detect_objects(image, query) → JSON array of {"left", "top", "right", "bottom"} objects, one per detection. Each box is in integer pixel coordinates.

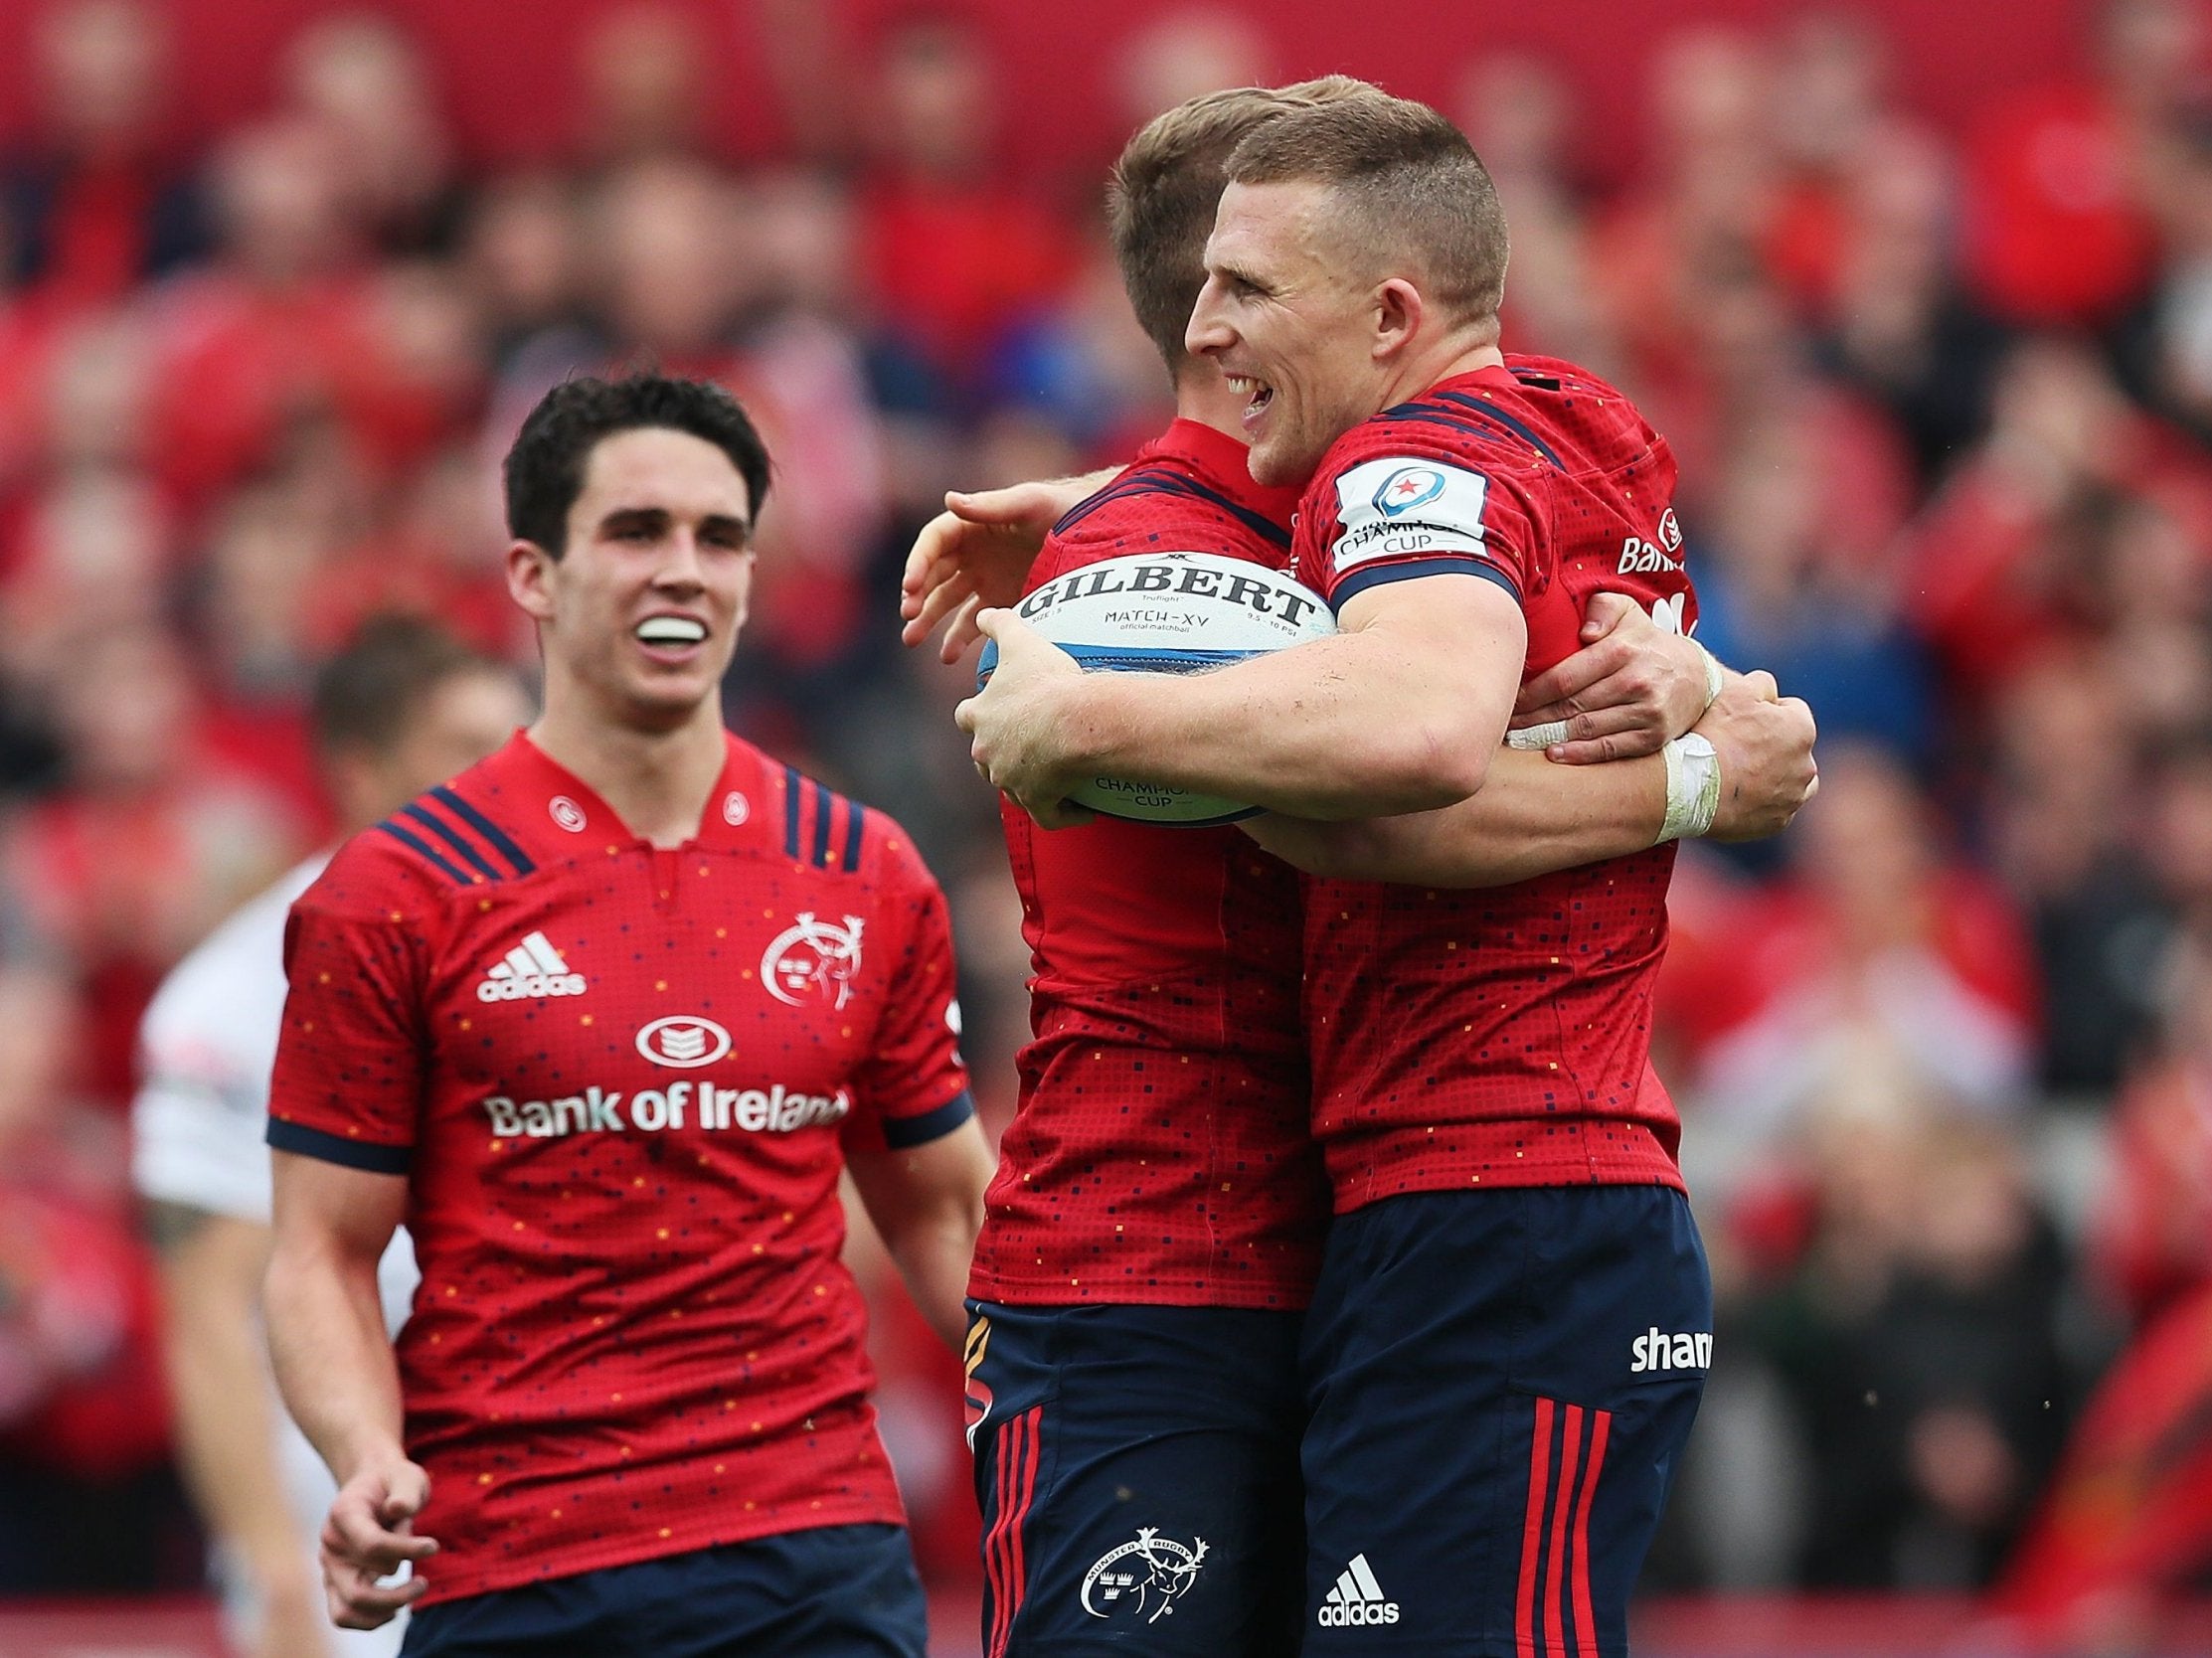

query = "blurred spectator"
[
  {"left": 278, "top": 13, "right": 465, "bottom": 258},
  {"left": 0, "top": 963, "right": 190, "bottom": 1593},
  {"left": 1675, "top": 745, "right": 2038, "bottom": 1150},
  {"left": 853, "top": 13, "right": 1079, "bottom": 387},
  {"left": 0, "top": 0, "right": 208, "bottom": 313},
  {"left": 1962, "top": 0, "right": 2199, "bottom": 330},
  {"left": 2, "top": 621, "right": 301, "bottom": 1109},
  {"left": 1733, "top": 1080, "right": 2074, "bottom": 1588}
]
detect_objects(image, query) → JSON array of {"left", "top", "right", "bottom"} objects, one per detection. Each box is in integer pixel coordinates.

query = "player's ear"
[
  {"left": 506, "top": 540, "right": 557, "bottom": 622},
  {"left": 1372, "top": 277, "right": 1423, "bottom": 363},
  {"left": 727, "top": 548, "right": 756, "bottom": 637}
]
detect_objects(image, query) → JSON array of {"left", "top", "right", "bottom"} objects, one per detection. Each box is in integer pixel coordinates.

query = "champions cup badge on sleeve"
[{"left": 763, "top": 913, "right": 866, "bottom": 1010}]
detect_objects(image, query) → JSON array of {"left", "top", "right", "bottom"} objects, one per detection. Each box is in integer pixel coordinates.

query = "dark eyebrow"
[{"left": 597, "top": 506, "right": 753, "bottom": 544}]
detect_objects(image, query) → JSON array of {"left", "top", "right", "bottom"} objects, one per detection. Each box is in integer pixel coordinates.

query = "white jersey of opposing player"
[{"left": 132, "top": 852, "right": 417, "bottom": 1656}]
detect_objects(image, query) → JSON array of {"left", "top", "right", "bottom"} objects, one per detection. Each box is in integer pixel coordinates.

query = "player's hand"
[
  {"left": 319, "top": 1452, "right": 437, "bottom": 1630},
  {"left": 1696, "top": 670, "right": 1818, "bottom": 841},
  {"left": 954, "top": 609, "right": 1096, "bottom": 830},
  {"left": 1511, "top": 592, "right": 1711, "bottom": 763},
  {"left": 900, "top": 476, "right": 1104, "bottom": 663}
]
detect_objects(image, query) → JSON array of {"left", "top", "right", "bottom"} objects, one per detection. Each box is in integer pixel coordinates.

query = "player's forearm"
[
  {"left": 880, "top": 1204, "right": 980, "bottom": 1351},
  {"left": 1247, "top": 746, "right": 1667, "bottom": 886},
  {"left": 154, "top": 1211, "right": 312, "bottom": 1574},
  {"left": 264, "top": 1238, "right": 406, "bottom": 1485},
  {"left": 1064, "top": 634, "right": 1502, "bottom": 819}
]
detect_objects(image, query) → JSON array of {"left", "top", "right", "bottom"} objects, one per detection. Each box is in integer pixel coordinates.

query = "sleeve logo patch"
[
  {"left": 1331, "top": 457, "right": 1492, "bottom": 576},
  {"left": 1374, "top": 465, "right": 1448, "bottom": 517}
]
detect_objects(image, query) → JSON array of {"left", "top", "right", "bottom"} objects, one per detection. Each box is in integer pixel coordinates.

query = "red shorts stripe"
[
  {"left": 1570, "top": 1409, "right": 1612, "bottom": 1658},
  {"left": 1517, "top": 1396, "right": 1556, "bottom": 1658},
  {"left": 985, "top": 1408, "right": 1043, "bottom": 1658},
  {"left": 1004, "top": 1409, "right": 1043, "bottom": 1647},
  {"left": 983, "top": 1412, "right": 1015, "bottom": 1658},
  {"left": 1544, "top": 1405, "right": 1586, "bottom": 1658}
]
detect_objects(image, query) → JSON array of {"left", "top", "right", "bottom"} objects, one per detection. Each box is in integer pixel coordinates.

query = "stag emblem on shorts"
[
  {"left": 1081, "top": 1528, "right": 1210, "bottom": 1623},
  {"left": 762, "top": 912, "right": 865, "bottom": 1009}
]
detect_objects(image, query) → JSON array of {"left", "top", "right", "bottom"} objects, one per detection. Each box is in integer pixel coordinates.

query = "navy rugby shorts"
[
  {"left": 1299, "top": 1185, "right": 1711, "bottom": 1657},
  {"left": 966, "top": 1300, "right": 1306, "bottom": 1656},
  {"left": 397, "top": 1523, "right": 924, "bottom": 1658}
]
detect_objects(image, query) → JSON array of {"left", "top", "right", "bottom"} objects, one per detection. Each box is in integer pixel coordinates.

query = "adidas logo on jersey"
[
  {"left": 476, "top": 933, "right": 587, "bottom": 1002},
  {"left": 1316, "top": 1555, "right": 1400, "bottom": 1627}
]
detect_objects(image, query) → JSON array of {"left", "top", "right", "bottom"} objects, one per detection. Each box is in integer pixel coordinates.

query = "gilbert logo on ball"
[{"left": 978, "top": 553, "right": 1335, "bottom": 826}]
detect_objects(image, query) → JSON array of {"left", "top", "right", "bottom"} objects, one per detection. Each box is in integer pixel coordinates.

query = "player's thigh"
[
  {"left": 1298, "top": 1186, "right": 1712, "bottom": 1658},
  {"left": 969, "top": 1300, "right": 1306, "bottom": 1658},
  {"left": 397, "top": 1526, "right": 927, "bottom": 1658}
]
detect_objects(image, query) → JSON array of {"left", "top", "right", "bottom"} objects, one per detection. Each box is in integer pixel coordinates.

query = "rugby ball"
[{"left": 977, "top": 551, "right": 1336, "bottom": 826}]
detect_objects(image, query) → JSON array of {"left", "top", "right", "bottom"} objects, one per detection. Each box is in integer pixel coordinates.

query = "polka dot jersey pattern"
[
  {"left": 968, "top": 418, "right": 1331, "bottom": 1311},
  {"left": 1295, "top": 356, "right": 1696, "bottom": 1212},
  {"left": 266, "top": 732, "right": 970, "bottom": 1605}
]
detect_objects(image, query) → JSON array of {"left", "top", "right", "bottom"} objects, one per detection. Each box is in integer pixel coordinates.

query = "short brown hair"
[
  {"left": 1107, "top": 76, "right": 1378, "bottom": 377},
  {"left": 1225, "top": 92, "right": 1509, "bottom": 333},
  {"left": 310, "top": 614, "right": 501, "bottom": 758}
]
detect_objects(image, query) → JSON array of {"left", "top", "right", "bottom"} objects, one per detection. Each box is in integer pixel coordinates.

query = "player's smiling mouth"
[
  {"left": 634, "top": 614, "right": 709, "bottom": 649},
  {"left": 1224, "top": 373, "right": 1276, "bottom": 432}
]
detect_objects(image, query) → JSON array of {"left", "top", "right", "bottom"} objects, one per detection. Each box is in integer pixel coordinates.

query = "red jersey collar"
[
  {"left": 475, "top": 729, "right": 773, "bottom": 861},
  {"left": 1134, "top": 417, "right": 1301, "bottom": 528}
]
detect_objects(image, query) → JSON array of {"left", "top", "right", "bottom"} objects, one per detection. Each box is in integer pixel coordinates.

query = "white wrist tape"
[
  {"left": 1657, "top": 733, "right": 1722, "bottom": 844},
  {"left": 1698, "top": 642, "right": 1726, "bottom": 711}
]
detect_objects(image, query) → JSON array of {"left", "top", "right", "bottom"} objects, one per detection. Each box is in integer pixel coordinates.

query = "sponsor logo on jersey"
[
  {"left": 1649, "top": 592, "right": 1689, "bottom": 635},
  {"left": 722, "top": 789, "right": 750, "bottom": 826},
  {"left": 480, "top": 1078, "right": 851, "bottom": 1139},
  {"left": 1373, "top": 465, "right": 1448, "bottom": 517},
  {"left": 1657, "top": 506, "right": 1683, "bottom": 551},
  {"left": 1616, "top": 535, "right": 1684, "bottom": 576},
  {"left": 1081, "top": 1528, "right": 1209, "bottom": 1624},
  {"left": 1317, "top": 1554, "right": 1400, "bottom": 1626},
  {"left": 636, "top": 1015, "right": 734, "bottom": 1069},
  {"left": 548, "top": 795, "right": 588, "bottom": 833},
  {"left": 476, "top": 933, "right": 587, "bottom": 1002},
  {"left": 763, "top": 912, "right": 865, "bottom": 1010},
  {"left": 1630, "top": 1326, "right": 1713, "bottom": 1374}
]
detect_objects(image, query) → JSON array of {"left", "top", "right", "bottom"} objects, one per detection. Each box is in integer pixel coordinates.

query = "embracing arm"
[
  {"left": 264, "top": 1154, "right": 434, "bottom": 1629},
  {"left": 847, "top": 1118, "right": 994, "bottom": 1350},
  {"left": 963, "top": 574, "right": 1528, "bottom": 823},
  {"left": 1249, "top": 671, "right": 1818, "bottom": 885}
]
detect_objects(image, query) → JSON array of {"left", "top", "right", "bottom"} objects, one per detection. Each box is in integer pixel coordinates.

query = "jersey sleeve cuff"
[
  {"left": 1330, "top": 554, "right": 1521, "bottom": 612},
  {"left": 881, "top": 1088, "right": 975, "bottom": 1150},
  {"left": 266, "top": 1117, "right": 414, "bottom": 1175}
]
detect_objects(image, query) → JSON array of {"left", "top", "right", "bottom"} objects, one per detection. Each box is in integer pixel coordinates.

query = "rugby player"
[
  {"left": 136, "top": 617, "right": 525, "bottom": 1658},
  {"left": 263, "top": 374, "right": 993, "bottom": 1658},
  {"left": 911, "top": 84, "right": 1814, "bottom": 1658},
  {"left": 960, "top": 91, "right": 1791, "bottom": 1655}
]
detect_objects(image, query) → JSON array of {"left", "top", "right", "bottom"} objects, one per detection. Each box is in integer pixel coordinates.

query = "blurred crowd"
[{"left": 1, "top": 0, "right": 2210, "bottom": 1628}]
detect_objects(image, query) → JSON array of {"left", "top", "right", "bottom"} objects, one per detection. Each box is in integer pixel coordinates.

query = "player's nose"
[
  {"left": 652, "top": 529, "right": 709, "bottom": 588},
  {"left": 1185, "top": 283, "right": 1234, "bottom": 360}
]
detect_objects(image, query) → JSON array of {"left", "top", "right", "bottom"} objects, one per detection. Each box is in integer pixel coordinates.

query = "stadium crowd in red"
[{"left": 0, "top": 0, "right": 2208, "bottom": 1638}]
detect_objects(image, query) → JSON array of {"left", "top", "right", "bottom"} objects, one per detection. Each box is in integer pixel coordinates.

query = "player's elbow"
[{"left": 1359, "top": 718, "right": 1494, "bottom": 813}]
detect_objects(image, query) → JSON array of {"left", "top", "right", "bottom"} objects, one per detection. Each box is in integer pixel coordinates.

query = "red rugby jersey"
[
  {"left": 1290, "top": 356, "right": 1694, "bottom": 1211},
  {"left": 967, "top": 418, "right": 1329, "bottom": 1309},
  {"left": 266, "top": 732, "right": 970, "bottom": 1604}
]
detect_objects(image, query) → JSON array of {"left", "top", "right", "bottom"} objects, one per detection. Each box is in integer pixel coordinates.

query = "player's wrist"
[
  {"left": 1695, "top": 642, "right": 1726, "bottom": 712},
  {"left": 1654, "top": 733, "right": 1721, "bottom": 844}
]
